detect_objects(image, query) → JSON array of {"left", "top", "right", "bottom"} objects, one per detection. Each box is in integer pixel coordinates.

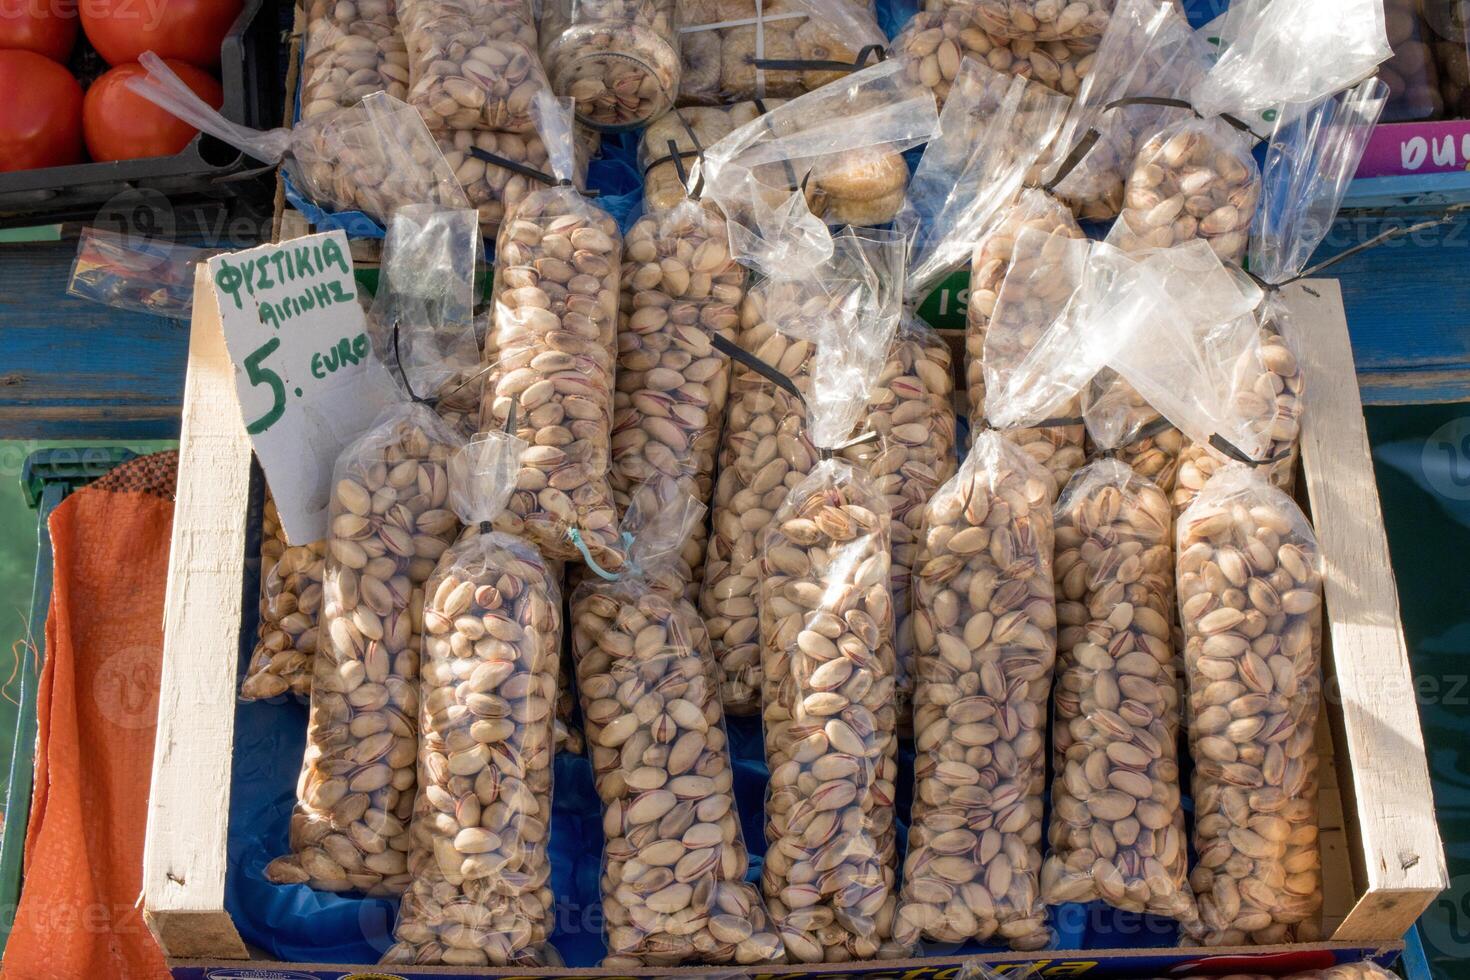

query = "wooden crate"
[{"left": 140, "top": 272, "right": 1447, "bottom": 979}]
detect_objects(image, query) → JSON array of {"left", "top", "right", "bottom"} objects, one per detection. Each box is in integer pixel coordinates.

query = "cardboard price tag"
[{"left": 209, "top": 231, "right": 399, "bottom": 545}]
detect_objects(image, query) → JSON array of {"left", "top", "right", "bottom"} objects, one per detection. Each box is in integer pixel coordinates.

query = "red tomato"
[
  {"left": 81, "top": 0, "right": 241, "bottom": 68},
  {"left": 0, "top": 0, "right": 79, "bottom": 62},
  {"left": 83, "top": 59, "right": 221, "bottom": 161},
  {"left": 0, "top": 50, "right": 83, "bottom": 171}
]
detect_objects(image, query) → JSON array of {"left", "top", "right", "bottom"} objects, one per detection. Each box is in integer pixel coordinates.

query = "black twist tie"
[
  {"left": 640, "top": 142, "right": 701, "bottom": 179},
  {"left": 709, "top": 332, "right": 807, "bottom": 411},
  {"left": 391, "top": 321, "right": 433, "bottom": 407},
  {"left": 1033, "top": 415, "right": 1086, "bottom": 430},
  {"left": 1207, "top": 433, "right": 1289, "bottom": 469},
  {"left": 752, "top": 43, "right": 887, "bottom": 74},
  {"left": 1103, "top": 96, "right": 1260, "bottom": 143},
  {"left": 1263, "top": 207, "right": 1470, "bottom": 288},
  {"left": 468, "top": 147, "right": 599, "bottom": 197},
  {"left": 479, "top": 520, "right": 494, "bottom": 534},
  {"left": 817, "top": 428, "right": 880, "bottom": 460},
  {"left": 1041, "top": 127, "right": 1102, "bottom": 193}
]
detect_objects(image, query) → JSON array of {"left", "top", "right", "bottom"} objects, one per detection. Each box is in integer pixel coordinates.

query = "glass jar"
[{"left": 541, "top": 0, "right": 681, "bottom": 131}]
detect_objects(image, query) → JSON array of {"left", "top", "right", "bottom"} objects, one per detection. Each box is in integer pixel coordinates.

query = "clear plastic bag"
[
  {"left": 570, "top": 493, "right": 786, "bottom": 967},
  {"left": 895, "top": 429, "right": 1056, "bottom": 951},
  {"left": 700, "top": 229, "right": 896, "bottom": 714},
  {"left": 299, "top": 0, "right": 409, "bottom": 121},
  {"left": 1175, "top": 80, "right": 1384, "bottom": 506},
  {"left": 1046, "top": 0, "right": 1204, "bottom": 221},
  {"left": 890, "top": 6, "right": 1098, "bottom": 107},
  {"left": 241, "top": 494, "right": 328, "bottom": 700},
  {"left": 68, "top": 228, "right": 218, "bottom": 320},
  {"left": 382, "top": 432, "right": 564, "bottom": 967},
  {"left": 265, "top": 401, "right": 463, "bottom": 896},
  {"left": 694, "top": 57, "right": 939, "bottom": 281},
  {"left": 541, "top": 0, "right": 681, "bottom": 130},
  {"left": 1176, "top": 464, "right": 1325, "bottom": 945},
  {"left": 368, "top": 205, "right": 484, "bottom": 432},
  {"left": 642, "top": 102, "right": 771, "bottom": 210},
  {"left": 1082, "top": 368, "right": 1187, "bottom": 492},
  {"left": 128, "top": 55, "right": 470, "bottom": 224},
  {"left": 849, "top": 316, "right": 957, "bottom": 722},
  {"left": 614, "top": 199, "right": 748, "bottom": 605},
  {"left": 971, "top": 0, "right": 1114, "bottom": 42},
  {"left": 398, "top": 0, "right": 549, "bottom": 134},
  {"left": 963, "top": 189, "right": 1083, "bottom": 442},
  {"left": 481, "top": 108, "right": 628, "bottom": 574},
  {"left": 899, "top": 60, "right": 1071, "bottom": 302},
  {"left": 1190, "top": 0, "right": 1391, "bottom": 119},
  {"left": 1040, "top": 457, "right": 1194, "bottom": 921},
  {"left": 675, "top": 0, "right": 885, "bottom": 105}
]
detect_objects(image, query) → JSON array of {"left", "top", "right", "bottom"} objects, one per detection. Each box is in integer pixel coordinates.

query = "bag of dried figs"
[
  {"left": 1038, "top": 381, "right": 1194, "bottom": 921},
  {"left": 367, "top": 204, "right": 486, "bottom": 439},
  {"left": 756, "top": 258, "right": 906, "bottom": 963},
  {"left": 1107, "top": 0, "right": 1392, "bottom": 263},
  {"left": 480, "top": 95, "right": 629, "bottom": 575},
  {"left": 1190, "top": 78, "right": 1386, "bottom": 499},
  {"left": 897, "top": 58, "right": 1071, "bottom": 307},
  {"left": 640, "top": 102, "right": 772, "bottom": 210},
  {"left": 894, "top": 427, "right": 1057, "bottom": 951},
  {"left": 298, "top": 0, "right": 408, "bottom": 122},
  {"left": 614, "top": 198, "right": 749, "bottom": 605},
  {"left": 1100, "top": 251, "right": 1328, "bottom": 944},
  {"left": 128, "top": 55, "right": 470, "bottom": 224},
  {"left": 889, "top": 4, "right": 1100, "bottom": 107},
  {"left": 265, "top": 401, "right": 464, "bottom": 896},
  {"left": 382, "top": 430, "right": 565, "bottom": 967},
  {"left": 699, "top": 228, "right": 894, "bottom": 714},
  {"left": 398, "top": 0, "right": 548, "bottom": 134},
  {"left": 1043, "top": 0, "right": 1204, "bottom": 221},
  {"left": 694, "top": 57, "right": 939, "bottom": 280},
  {"left": 569, "top": 491, "right": 786, "bottom": 967},
  {"left": 675, "top": 0, "right": 885, "bottom": 105}
]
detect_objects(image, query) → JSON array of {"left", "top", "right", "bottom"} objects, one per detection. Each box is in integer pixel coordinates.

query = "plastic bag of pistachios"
[
  {"left": 755, "top": 234, "right": 905, "bottom": 963},
  {"left": 382, "top": 431, "right": 565, "bottom": 967},
  {"left": 265, "top": 400, "right": 464, "bottom": 897},
  {"left": 895, "top": 427, "right": 1057, "bottom": 951},
  {"left": 569, "top": 491, "right": 786, "bottom": 967},
  {"left": 240, "top": 494, "right": 328, "bottom": 700},
  {"left": 889, "top": 5, "right": 1100, "bottom": 108},
  {"left": 1174, "top": 461, "right": 1325, "bottom": 945},
  {"left": 612, "top": 198, "right": 749, "bottom": 604},
  {"left": 693, "top": 57, "right": 939, "bottom": 281},
  {"left": 700, "top": 228, "right": 896, "bottom": 714},
  {"left": 1039, "top": 375, "right": 1195, "bottom": 920},
  {"left": 970, "top": 0, "right": 1114, "bottom": 42},
  {"left": 675, "top": 0, "right": 884, "bottom": 105},
  {"left": 899, "top": 59, "right": 1071, "bottom": 303},
  {"left": 479, "top": 95, "right": 628, "bottom": 575},
  {"left": 1045, "top": 0, "right": 1205, "bottom": 221},
  {"left": 1108, "top": 0, "right": 1392, "bottom": 265},
  {"left": 299, "top": 0, "right": 408, "bottom": 122},
  {"left": 128, "top": 55, "right": 470, "bottom": 224}
]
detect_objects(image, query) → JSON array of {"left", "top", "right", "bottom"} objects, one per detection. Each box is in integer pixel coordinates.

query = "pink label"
[{"left": 1358, "top": 121, "right": 1470, "bottom": 178}]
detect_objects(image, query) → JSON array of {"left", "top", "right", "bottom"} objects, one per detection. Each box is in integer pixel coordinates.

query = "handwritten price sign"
[{"left": 210, "top": 231, "right": 400, "bottom": 544}]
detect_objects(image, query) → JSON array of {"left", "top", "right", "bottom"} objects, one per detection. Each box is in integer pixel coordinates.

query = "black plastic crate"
[{"left": 0, "top": 0, "right": 280, "bottom": 230}]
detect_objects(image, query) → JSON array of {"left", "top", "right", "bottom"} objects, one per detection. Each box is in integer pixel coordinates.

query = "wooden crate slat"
[
  {"left": 1289, "top": 279, "right": 1448, "bottom": 941},
  {"left": 141, "top": 267, "right": 251, "bottom": 960}
]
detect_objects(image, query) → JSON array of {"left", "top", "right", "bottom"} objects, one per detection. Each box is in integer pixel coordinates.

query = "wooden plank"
[
  {"left": 141, "top": 266, "right": 250, "bottom": 960},
  {"left": 1290, "top": 279, "right": 1449, "bottom": 941}
]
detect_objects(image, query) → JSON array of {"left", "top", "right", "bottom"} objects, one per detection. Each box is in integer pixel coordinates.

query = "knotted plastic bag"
[
  {"left": 756, "top": 235, "right": 904, "bottom": 963},
  {"left": 694, "top": 57, "right": 939, "bottom": 281},
  {"left": 266, "top": 401, "right": 464, "bottom": 896},
  {"left": 1039, "top": 382, "right": 1194, "bottom": 921},
  {"left": 570, "top": 492, "right": 786, "bottom": 967},
  {"left": 700, "top": 228, "right": 896, "bottom": 714},
  {"left": 382, "top": 431, "right": 565, "bottom": 967},
  {"left": 128, "top": 54, "right": 469, "bottom": 225},
  {"left": 898, "top": 58, "right": 1071, "bottom": 302},
  {"left": 612, "top": 198, "right": 748, "bottom": 604},
  {"left": 480, "top": 96, "right": 628, "bottom": 574},
  {"left": 895, "top": 429, "right": 1057, "bottom": 951}
]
